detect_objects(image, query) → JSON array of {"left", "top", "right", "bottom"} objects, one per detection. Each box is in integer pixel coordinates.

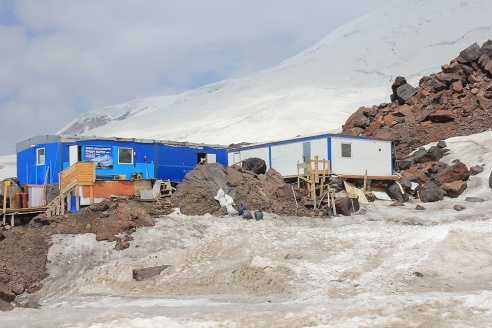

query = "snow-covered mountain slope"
[
  {"left": 0, "top": 155, "right": 16, "bottom": 181},
  {"left": 58, "top": 0, "right": 492, "bottom": 145}
]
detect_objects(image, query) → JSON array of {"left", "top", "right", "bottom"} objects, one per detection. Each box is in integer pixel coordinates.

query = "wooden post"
[
  {"left": 363, "top": 170, "right": 368, "bottom": 194},
  {"left": 10, "top": 214, "right": 14, "bottom": 227},
  {"left": 90, "top": 185, "right": 94, "bottom": 205},
  {"left": 75, "top": 186, "right": 80, "bottom": 211},
  {"left": 331, "top": 192, "right": 337, "bottom": 216}
]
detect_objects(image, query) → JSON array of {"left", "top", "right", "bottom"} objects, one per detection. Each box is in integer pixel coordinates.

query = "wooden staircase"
[{"left": 46, "top": 162, "right": 96, "bottom": 216}]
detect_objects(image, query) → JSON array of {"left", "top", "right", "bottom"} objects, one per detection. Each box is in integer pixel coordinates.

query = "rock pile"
[
  {"left": 393, "top": 140, "right": 487, "bottom": 203},
  {"left": 342, "top": 40, "right": 492, "bottom": 159}
]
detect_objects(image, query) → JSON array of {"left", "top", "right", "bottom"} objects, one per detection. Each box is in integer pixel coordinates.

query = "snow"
[
  {"left": 56, "top": 0, "right": 492, "bottom": 148},
  {"left": 0, "top": 155, "right": 16, "bottom": 181},
  {"left": 1, "top": 132, "right": 491, "bottom": 327}
]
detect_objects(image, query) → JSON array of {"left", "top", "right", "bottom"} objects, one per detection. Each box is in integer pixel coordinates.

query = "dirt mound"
[
  {"left": 170, "top": 163, "right": 311, "bottom": 216},
  {"left": 342, "top": 40, "right": 492, "bottom": 158},
  {"left": 0, "top": 198, "right": 156, "bottom": 309}
]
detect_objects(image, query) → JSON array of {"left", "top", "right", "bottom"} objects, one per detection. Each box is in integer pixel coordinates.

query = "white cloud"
[{"left": 0, "top": 0, "right": 393, "bottom": 155}]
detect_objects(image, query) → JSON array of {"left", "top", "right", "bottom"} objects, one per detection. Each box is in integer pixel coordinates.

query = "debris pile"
[
  {"left": 342, "top": 40, "right": 492, "bottom": 159},
  {"left": 170, "top": 162, "right": 313, "bottom": 216}
]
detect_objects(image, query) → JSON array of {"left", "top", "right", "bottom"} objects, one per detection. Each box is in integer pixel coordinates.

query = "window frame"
[
  {"left": 341, "top": 143, "right": 352, "bottom": 158},
  {"left": 118, "top": 147, "right": 134, "bottom": 165},
  {"left": 36, "top": 147, "right": 46, "bottom": 166}
]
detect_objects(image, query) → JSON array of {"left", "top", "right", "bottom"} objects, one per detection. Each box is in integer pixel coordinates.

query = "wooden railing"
[{"left": 53, "top": 162, "right": 96, "bottom": 215}]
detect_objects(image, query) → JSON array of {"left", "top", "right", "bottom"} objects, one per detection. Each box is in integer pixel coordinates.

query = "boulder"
[
  {"left": 344, "top": 107, "right": 369, "bottom": 128},
  {"left": 435, "top": 161, "right": 470, "bottom": 185},
  {"left": 0, "top": 290, "right": 15, "bottom": 303},
  {"left": 335, "top": 196, "right": 360, "bottom": 216},
  {"left": 469, "top": 165, "right": 484, "bottom": 175},
  {"left": 440, "top": 180, "right": 467, "bottom": 198},
  {"left": 413, "top": 146, "right": 443, "bottom": 163},
  {"left": 242, "top": 157, "right": 267, "bottom": 175},
  {"left": 419, "top": 181, "right": 444, "bottom": 203},
  {"left": 396, "top": 84, "right": 417, "bottom": 104},
  {"left": 0, "top": 299, "right": 14, "bottom": 312},
  {"left": 385, "top": 182, "right": 409, "bottom": 204},
  {"left": 458, "top": 42, "right": 481, "bottom": 64},
  {"left": 396, "top": 158, "right": 413, "bottom": 171},
  {"left": 437, "top": 140, "right": 447, "bottom": 149},
  {"left": 133, "top": 265, "right": 171, "bottom": 281},
  {"left": 10, "top": 282, "right": 25, "bottom": 295}
]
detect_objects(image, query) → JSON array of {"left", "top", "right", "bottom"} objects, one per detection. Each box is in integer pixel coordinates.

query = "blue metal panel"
[
  {"left": 156, "top": 144, "right": 228, "bottom": 182},
  {"left": 268, "top": 146, "right": 272, "bottom": 169},
  {"left": 17, "top": 142, "right": 63, "bottom": 185},
  {"left": 73, "top": 139, "right": 156, "bottom": 180},
  {"left": 327, "top": 137, "right": 332, "bottom": 171}
]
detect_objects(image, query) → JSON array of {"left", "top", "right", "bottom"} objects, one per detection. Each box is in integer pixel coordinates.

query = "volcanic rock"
[
  {"left": 133, "top": 265, "right": 171, "bottom": 281},
  {"left": 454, "top": 205, "right": 466, "bottom": 211},
  {"left": 440, "top": 180, "right": 467, "bottom": 198},
  {"left": 335, "top": 196, "right": 360, "bottom": 216},
  {"left": 469, "top": 165, "right": 484, "bottom": 175},
  {"left": 465, "top": 197, "right": 485, "bottom": 203},
  {"left": 435, "top": 161, "right": 470, "bottom": 185},
  {"left": 242, "top": 157, "right": 267, "bottom": 175},
  {"left": 419, "top": 181, "right": 444, "bottom": 203}
]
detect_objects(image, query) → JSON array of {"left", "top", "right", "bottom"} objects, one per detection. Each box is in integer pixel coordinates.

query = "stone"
[
  {"left": 133, "top": 265, "right": 171, "bottom": 281},
  {"left": 0, "top": 274, "right": 9, "bottom": 283},
  {"left": 374, "top": 127, "right": 400, "bottom": 141},
  {"left": 396, "top": 84, "right": 417, "bottom": 104},
  {"left": 99, "top": 211, "right": 110, "bottom": 218},
  {"left": 415, "top": 204, "right": 425, "bottom": 210},
  {"left": 243, "top": 157, "right": 267, "bottom": 175},
  {"left": 27, "top": 281, "right": 43, "bottom": 294},
  {"left": 385, "top": 182, "right": 409, "bottom": 203},
  {"left": 436, "top": 140, "right": 447, "bottom": 148},
  {"left": 440, "top": 180, "right": 467, "bottom": 198},
  {"left": 10, "top": 283, "right": 25, "bottom": 295},
  {"left": 489, "top": 172, "right": 492, "bottom": 188},
  {"left": 454, "top": 205, "right": 465, "bottom": 211},
  {"left": 0, "top": 290, "right": 15, "bottom": 303},
  {"left": 89, "top": 201, "right": 110, "bottom": 212},
  {"left": 414, "top": 146, "right": 443, "bottom": 163},
  {"left": 458, "top": 42, "right": 481, "bottom": 63},
  {"left": 465, "top": 197, "right": 485, "bottom": 203},
  {"left": 335, "top": 196, "right": 360, "bottom": 216},
  {"left": 396, "top": 159, "right": 413, "bottom": 171},
  {"left": 469, "top": 165, "right": 484, "bottom": 175},
  {"left": 0, "top": 299, "right": 14, "bottom": 312},
  {"left": 114, "top": 241, "right": 130, "bottom": 251},
  {"left": 419, "top": 181, "right": 444, "bottom": 203},
  {"left": 435, "top": 161, "right": 470, "bottom": 185}
]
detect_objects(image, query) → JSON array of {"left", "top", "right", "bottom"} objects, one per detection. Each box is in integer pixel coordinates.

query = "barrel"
[
  {"left": 15, "top": 193, "right": 22, "bottom": 208},
  {"left": 21, "top": 192, "right": 28, "bottom": 208}
]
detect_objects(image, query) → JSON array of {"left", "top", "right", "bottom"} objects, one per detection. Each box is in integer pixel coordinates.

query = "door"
[
  {"left": 302, "top": 142, "right": 311, "bottom": 173},
  {"left": 69, "top": 145, "right": 81, "bottom": 166}
]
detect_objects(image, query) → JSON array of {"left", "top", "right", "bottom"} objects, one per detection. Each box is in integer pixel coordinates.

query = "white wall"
[
  {"left": 330, "top": 137, "right": 392, "bottom": 176},
  {"left": 271, "top": 138, "right": 328, "bottom": 176},
  {"left": 228, "top": 147, "right": 271, "bottom": 169}
]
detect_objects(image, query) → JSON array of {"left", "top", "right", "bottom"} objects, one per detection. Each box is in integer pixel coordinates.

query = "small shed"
[
  {"left": 16, "top": 135, "right": 228, "bottom": 186},
  {"left": 227, "top": 133, "right": 394, "bottom": 178}
]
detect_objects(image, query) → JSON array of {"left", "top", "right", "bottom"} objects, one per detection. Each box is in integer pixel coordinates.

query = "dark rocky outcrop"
[
  {"left": 335, "top": 196, "right": 360, "bottom": 216},
  {"left": 242, "top": 157, "right": 267, "bottom": 175}
]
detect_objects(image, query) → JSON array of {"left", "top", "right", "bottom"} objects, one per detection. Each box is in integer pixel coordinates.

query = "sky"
[{"left": 0, "top": 0, "right": 393, "bottom": 155}]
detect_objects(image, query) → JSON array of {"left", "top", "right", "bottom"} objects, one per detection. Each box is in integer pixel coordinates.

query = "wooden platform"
[{"left": 2, "top": 207, "right": 48, "bottom": 227}]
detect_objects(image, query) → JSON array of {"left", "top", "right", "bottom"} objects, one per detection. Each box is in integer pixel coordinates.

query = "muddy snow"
[{"left": 1, "top": 132, "right": 492, "bottom": 327}]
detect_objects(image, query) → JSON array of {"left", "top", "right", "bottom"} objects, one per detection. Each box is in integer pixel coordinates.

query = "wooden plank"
[{"left": 337, "top": 174, "right": 400, "bottom": 181}]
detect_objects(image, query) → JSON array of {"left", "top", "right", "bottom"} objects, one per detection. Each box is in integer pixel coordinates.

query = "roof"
[
  {"left": 15, "top": 135, "right": 228, "bottom": 153},
  {"left": 227, "top": 132, "right": 392, "bottom": 152}
]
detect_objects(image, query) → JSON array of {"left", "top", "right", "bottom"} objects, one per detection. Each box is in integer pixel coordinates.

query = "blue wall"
[
  {"left": 17, "top": 138, "right": 227, "bottom": 185},
  {"left": 17, "top": 142, "right": 62, "bottom": 185},
  {"left": 157, "top": 144, "right": 227, "bottom": 182},
  {"left": 63, "top": 140, "right": 156, "bottom": 181}
]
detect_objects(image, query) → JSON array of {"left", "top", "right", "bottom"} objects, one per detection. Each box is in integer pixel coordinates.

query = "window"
[
  {"left": 36, "top": 148, "right": 45, "bottom": 165},
  {"left": 118, "top": 147, "right": 133, "bottom": 164},
  {"left": 341, "top": 143, "right": 351, "bottom": 158}
]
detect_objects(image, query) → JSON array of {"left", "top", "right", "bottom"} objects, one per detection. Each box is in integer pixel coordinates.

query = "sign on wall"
[{"left": 85, "top": 146, "right": 113, "bottom": 169}]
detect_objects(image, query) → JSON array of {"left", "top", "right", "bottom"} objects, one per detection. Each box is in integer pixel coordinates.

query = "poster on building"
[{"left": 85, "top": 146, "right": 113, "bottom": 169}]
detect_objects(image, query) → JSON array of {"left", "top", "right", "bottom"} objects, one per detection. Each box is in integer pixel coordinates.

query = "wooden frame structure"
[{"left": 297, "top": 156, "right": 334, "bottom": 209}]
